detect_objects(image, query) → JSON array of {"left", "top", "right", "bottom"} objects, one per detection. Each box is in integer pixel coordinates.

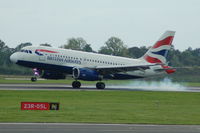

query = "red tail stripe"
[
  {"left": 144, "top": 55, "right": 162, "bottom": 63},
  {"left": 36, "top": 49, "right": 58, "bottom": 53},
  {"left": 152, "top": 36, "right": 174, "bottom": 48},
  {"left": 161, "top": 65, "right": 176, "bottom": 74}
]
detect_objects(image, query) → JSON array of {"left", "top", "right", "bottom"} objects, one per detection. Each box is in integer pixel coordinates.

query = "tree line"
[{"left": 0, "top": 37, "right": 199, "bottom": 82}]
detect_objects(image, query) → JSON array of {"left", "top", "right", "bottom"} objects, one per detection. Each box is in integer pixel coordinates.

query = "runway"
[
  {"left": 0, "top": 123, "right": 200, "bottom": 133},
  {"left": 0, "top": 83, "right": 200, "bottom": 92}
]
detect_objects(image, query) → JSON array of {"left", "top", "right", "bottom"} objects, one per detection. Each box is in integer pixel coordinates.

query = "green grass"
[
  {"left": 184, "top": 82, "right": 200, "bottom": 87},
  {"left": 0, "top": 90, "right": 200, "bottom": 124},
  {"left": 0, "top": 79, "right": 72, "bottom": 84},
  {"left": 0, "top": 78, "right": 134, "bottom": 85}
]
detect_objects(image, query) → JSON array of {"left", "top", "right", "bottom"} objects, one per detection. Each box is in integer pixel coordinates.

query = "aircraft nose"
[{"left": 10, "top": 53, "right": 18, "bottom": 63}]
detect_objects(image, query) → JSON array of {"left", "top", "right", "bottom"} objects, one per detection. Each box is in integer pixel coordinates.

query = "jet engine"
[{"left": 72, "top": 67, "right": 101, "bottom": 81}]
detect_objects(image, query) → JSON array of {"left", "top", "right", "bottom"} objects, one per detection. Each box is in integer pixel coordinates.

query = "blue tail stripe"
[{"left": 151, "top": 50, "right": 168, "bottom": 57}]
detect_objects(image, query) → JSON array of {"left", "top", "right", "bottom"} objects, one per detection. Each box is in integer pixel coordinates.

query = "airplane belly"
[
  {"left": 108, "top": 68, "right": 162, "bottom": 80},
  {"left": 104, "top": 73, "right": 144, "bottom": 80},
  {"left": 126, "top": 69, "right": 162, "bottom": 77}
]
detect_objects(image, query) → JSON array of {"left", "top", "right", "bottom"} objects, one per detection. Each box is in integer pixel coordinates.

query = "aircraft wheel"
[
  {"left": 96, "top": 82, "right": 105, "bottom": 89},
  {"left": 31, "top": 77, "right": 37, "bottom": 82},
  {"left": 72, "top": 81, "right": 81, "bottom": 88}
]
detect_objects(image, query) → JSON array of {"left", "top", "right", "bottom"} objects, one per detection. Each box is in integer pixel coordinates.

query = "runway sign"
[
  {"left": 49, "top": 103, "right": 59, "bottom": 110},
  {"left": 21, "top": 102, "right": 59, "bottom": 110}
]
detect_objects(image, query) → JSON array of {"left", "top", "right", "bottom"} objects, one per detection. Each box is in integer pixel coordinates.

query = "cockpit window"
[{"left": 20, "top": 49, "right": 32, "bottom": 54}]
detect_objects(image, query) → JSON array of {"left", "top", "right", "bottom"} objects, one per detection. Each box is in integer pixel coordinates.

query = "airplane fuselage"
[{"left": 10, "top": 46, "right": 164, "bottom": 80}]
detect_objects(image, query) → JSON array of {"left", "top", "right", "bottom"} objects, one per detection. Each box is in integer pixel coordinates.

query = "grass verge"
[
  {"left": 0, "top": 90, "right": 200, "bottom": 124},
  {"left": 0, "top": 78, "right": 135, "bottom": 85}
]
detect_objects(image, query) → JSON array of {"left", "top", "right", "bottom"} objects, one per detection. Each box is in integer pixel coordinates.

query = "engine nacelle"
[
  {"left": 72, "top": 67, "right": 101, "bottom": 81},
  {"left": 41, "top": 70, "right": 66, "bottom": 79}
]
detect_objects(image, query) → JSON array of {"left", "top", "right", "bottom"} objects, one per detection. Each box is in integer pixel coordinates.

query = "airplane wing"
[{"left": 88, "top": 64, "right": 160, "bottom": 75}]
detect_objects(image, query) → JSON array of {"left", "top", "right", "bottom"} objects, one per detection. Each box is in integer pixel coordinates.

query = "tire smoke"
[{"left": 112, "top": 78, "right": 186, "bottom": 91}]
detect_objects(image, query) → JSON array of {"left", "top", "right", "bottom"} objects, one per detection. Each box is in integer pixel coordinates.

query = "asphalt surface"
[
  {"left": 0, "top": 123, "right": 200, "bottom": 133},
  {"left": 0, "top": 83, "right": 199, "bottom": 92}
]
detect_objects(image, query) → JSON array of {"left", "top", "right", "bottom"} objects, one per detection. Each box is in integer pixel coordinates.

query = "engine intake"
[{"left": 72, "top": 67, "right": 101, "bottom": 81}]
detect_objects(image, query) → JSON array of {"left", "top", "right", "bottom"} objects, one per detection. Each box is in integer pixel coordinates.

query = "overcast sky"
[{"left": 0, "top": 0, "right": 200, "bottom": 51}]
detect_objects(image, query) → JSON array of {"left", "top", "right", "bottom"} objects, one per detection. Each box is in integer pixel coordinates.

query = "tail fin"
[{"left": 142, "top": 31, "right": 175, "bottom": 64}]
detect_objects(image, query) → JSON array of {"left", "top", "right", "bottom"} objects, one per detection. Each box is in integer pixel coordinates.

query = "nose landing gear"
[
  {"left": 31, "top": 68, "right": 41, "bottom": 82},
  {"left": 31, "top": 77, "right": 37, "bottom": 82}
]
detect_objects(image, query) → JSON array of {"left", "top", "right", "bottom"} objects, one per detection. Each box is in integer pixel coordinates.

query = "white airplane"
[{"left": 10, "top": 31, "right": 176, "bottom": 89}]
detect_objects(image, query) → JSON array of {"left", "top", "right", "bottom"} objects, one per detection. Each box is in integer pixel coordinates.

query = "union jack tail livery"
[{"left": 142, "top": 31, "right": 175, "bottom": 64}]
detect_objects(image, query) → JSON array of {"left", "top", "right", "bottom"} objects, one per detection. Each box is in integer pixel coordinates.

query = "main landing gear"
[
  {"left": 72, "top": 81, "right": 81, "bottom": 89},
  {"left": 96, "top": 82, "right": 105, "bottom": 89},
  {"left": 72, "top": 80, "right": 105, "bottom": 89}
]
